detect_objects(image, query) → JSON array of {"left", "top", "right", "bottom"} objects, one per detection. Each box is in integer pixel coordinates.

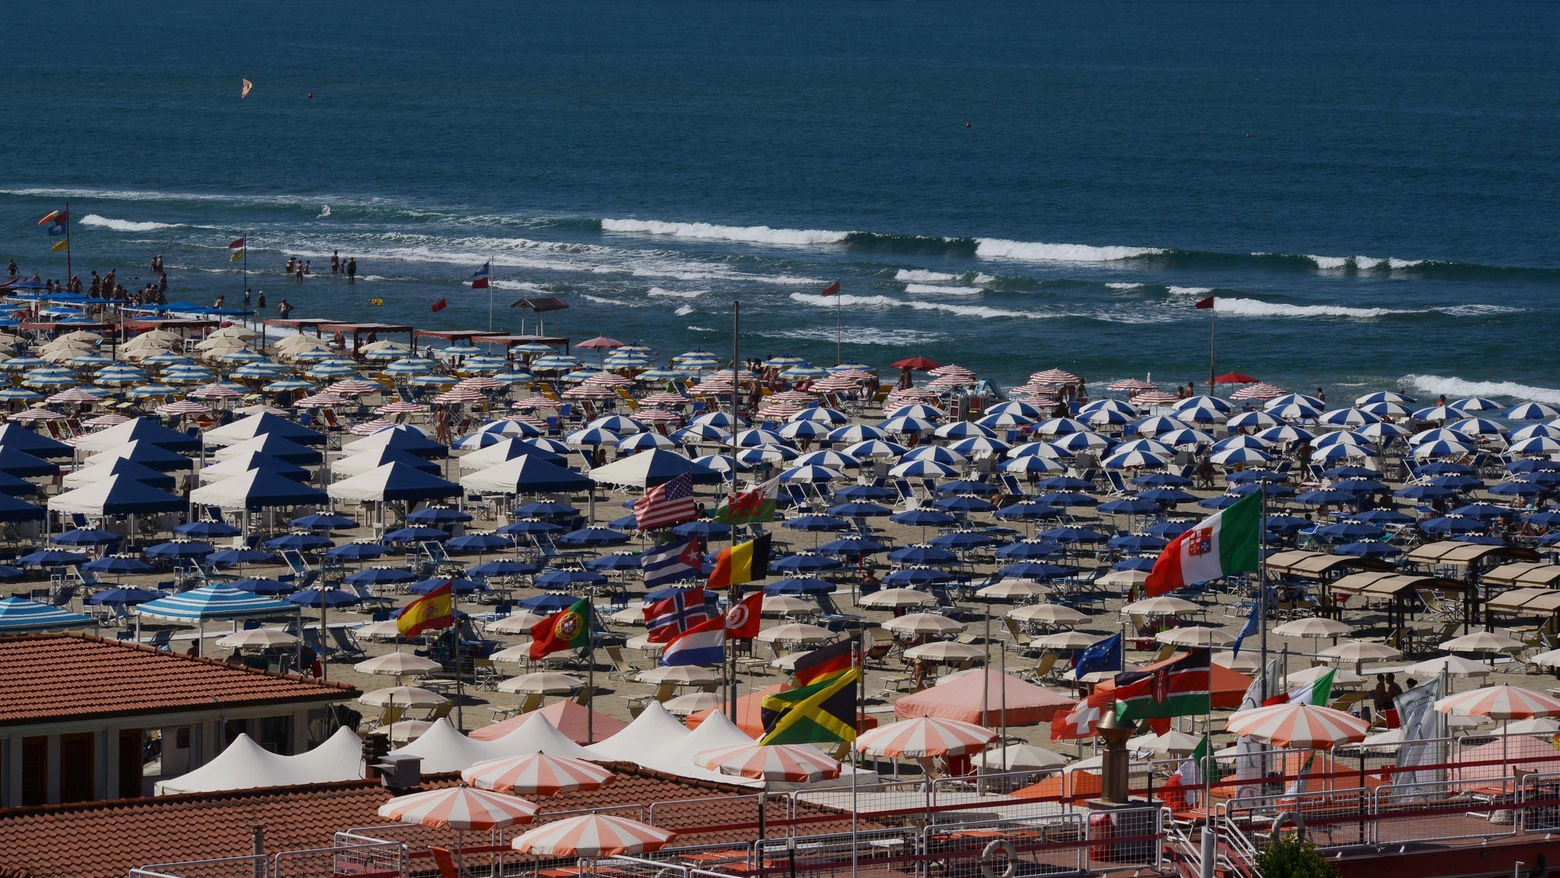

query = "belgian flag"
[
  {"left": 707, "top": 533, "right": 771, "bottom": 590},
  {"left": 758, "top": 666, "right": 862, "bottom": 746}
]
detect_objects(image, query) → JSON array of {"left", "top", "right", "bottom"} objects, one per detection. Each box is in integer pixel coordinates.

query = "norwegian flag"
[
  {"left": 644, "top": 586, "right": 710, "bottom": 643},
  {"left": 634, "top": 472, "right": 696, "bottom": 530}
]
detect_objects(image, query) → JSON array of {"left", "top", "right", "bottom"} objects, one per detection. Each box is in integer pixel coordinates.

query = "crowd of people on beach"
[{"left": 283, "top": 251, "right": 357, "bottom": 284}]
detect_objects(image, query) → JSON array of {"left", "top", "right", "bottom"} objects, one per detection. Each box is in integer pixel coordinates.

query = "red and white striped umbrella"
[
  {"left": 854, "top": 717, "right": 996, "bottom": 758},
  {"left": 561, "top": 384, "right": 615, "bottom": 399},
  {"left": 190, "top": 383, "right": 244, "bottom": 399},
  {"left": 1231, "top": 383, "right": 1286, "bottom": 401},
  {"left": 1131, "top": 391, "right": 1182, "bottom": 406},
  {"left": 377, "top": 785, "right": 539, "bottom": 831},
  {"left": 1106, "top": 378, "right": 1156, "bottom": 393},
  {"left": 511, "top": 813, "right": 676, "bottom": 858},
  {"left": 693, "top": 742, "right": 842, "bottom": 782},
  {"left": 375, "top": 400, "right": 430, "bottom": 414},
  {"left": 1434, "top": 684, "right": 1560, "bottom": 721},
  {"left": 435, "top": 388, "right": 489, "bottom": 404},
  {"left": 458, "top": 376, "right": 505, "bottom": 391},
  {"left": 296, "top": 392, "right": 348, "bottom": 409},
  {"left": 1028, "top": 368, "right": 1080, "bottom": 385},
  {"left": 639, "top": 392, "right": 688, "bottom": 407},
  {"left": 461, "top": 753, "right": 618, "bottom": 796},
  {"left": 49, "top": 388, "right": 107, "bottom": 403},
  {"left": 155, "top": 399, "right": 213, "bottom": 416},
  {"left": 350, "top": 417, "right": 398, "bottom": 435},
  {"left": 1224, "top": 703, "right": 1369, "bottom": 749},
  {"left": 329, "top": 378, "right": 384, "bottom": 395}
]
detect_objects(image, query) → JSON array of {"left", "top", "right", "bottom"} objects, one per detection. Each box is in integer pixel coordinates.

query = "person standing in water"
[{"left": 346, "top": 257, "right": 357, "bottom": 281}]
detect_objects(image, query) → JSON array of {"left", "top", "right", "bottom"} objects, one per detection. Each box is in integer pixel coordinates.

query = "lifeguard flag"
[
  {"left": 707, "top": 533, "right": 771, "bottom": 589},
  {"left": 396, "top": 582, "right": 454, "bottom": 637},
  {"left": 1145, "top": 492, "right": 1260, "bottom": 596},
  {"left": 758, "top": 666, "right": 861, "bottom": 745},
  {"left": 1112, "top": 649, "right": 1211, "bottom": 721},
  {"left": 51, "top": 239, "right": 68, "bottom": 252},
  {"left": 431, "top": 298, "right": 448, "bottom": 313},
  {"left": 529, "top": 597, "right": 591, "bottom": 660},
  {"left": 230, "top": 249, "right": 245, "bottom": 262},
  {"left": 228, "top": 237, "right": 246, "bottom": 249},
  {"left": 1194, "top": 295, "right": 1215, "bottom": 309},
  {"left": 820, "top": 280, "right": 841, "bottom": 297}
]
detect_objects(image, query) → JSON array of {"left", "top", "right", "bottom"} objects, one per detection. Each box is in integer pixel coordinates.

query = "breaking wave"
[
  {"left": 1404, "top": 375, "right": 1560, "bottom": 405},
  {"left": 79, "top": 214, "right": 180, "bottom": 232}
]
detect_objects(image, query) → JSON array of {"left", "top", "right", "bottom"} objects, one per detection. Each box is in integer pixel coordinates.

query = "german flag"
[
  {"left": 707, "top": 533, "right": 771, "bottom": 590},
  {"left": 790, "top": 639, "right": 857, "bottom": 686},
  {"left": 758, "top": 667, "right": 861, "bottom": 746}
]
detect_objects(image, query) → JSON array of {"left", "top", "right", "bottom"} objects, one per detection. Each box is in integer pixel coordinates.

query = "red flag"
[
  {"left": 723, "top": 592, "right": 764, "bottom": 640},
  {"left": 820, "top": 280, "right": 840, "bottom": 297},
  {"left": 1194, "top": 295, "right": 1214, "bottom": 310},
  {"left": 228, "top": 237, "right": 246, "bottom": 249},
  {"left": 431, "top": 298, "right": 448, "bottom": 313}
]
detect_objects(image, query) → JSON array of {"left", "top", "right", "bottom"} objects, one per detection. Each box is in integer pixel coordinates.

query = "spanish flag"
[
  {"left": 707, "top": 533, "right": 771, "bottom": 590},
  {"left": 396, "top": 581, "right": 454, "bottom": 637}
]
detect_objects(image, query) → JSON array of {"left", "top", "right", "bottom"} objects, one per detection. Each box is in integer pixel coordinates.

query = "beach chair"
[
  {"left": 1104, "top": 470, "right": 1130, "bottom": 497},
  {"left": 1021, "top": 652, "right": 1058, "bottom": 683},
  {"left": 362, "top": 705, "right": 403, "bottom": 732},
  {"left": 329, "top": 626, "right": 367, "bottom": 658},
  {"left": 148, "top": 629, "right": 173, "bottom": 650},
  {"left": 573, "top": 685, "right": 596, "bottom": 707},
  {"left": 1149, "top": 643, "right": 1175, "bottom": 663},
  {"left": 998, "top": 473, "right": 1025, "bottom": 497},
  {"left": 783, "top": 482, "right": 811, "bottom": 511},
  {"left": 605, "top": 645, "right": 638, "bottom": 681}
]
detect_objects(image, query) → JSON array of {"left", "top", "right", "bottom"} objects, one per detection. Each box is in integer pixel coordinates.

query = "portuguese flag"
[
  {"left": 1113, "top": 649, "right": 1211, "bottom": 721},
  {"left": 1145, "top": 492, "right": 1260, "bottom": 596},
  {"left": 708, "top": 533, "right": 772, "bottom": 589},
  {"left": 529, "top": 597, "right": 592, "bottom": 660}
]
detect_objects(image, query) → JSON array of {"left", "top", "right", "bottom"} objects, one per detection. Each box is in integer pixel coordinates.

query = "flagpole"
[
  {"left": 1209, "top": 303, "right": 1216, "bottom": 389},
  {"left": 727, "top": 299, "right": 740, "bottom": 721},
  {"left": 488, "top": 256, "right": 495, "bottom": 332},
  {"left": 65, "top": 201, "right": 72, "bottom": 282},
  {"left": 834, "top": 280, "right": 842, "bottom": 366},
  {"left": 587, "top": 602, "right": 595, "bottom": 744},
  {"left": 851, "top": 638, "right": 860, "bottom": 878},
  {"left": 1258, "top": 483, "right": 1268, "bottom": 700}
]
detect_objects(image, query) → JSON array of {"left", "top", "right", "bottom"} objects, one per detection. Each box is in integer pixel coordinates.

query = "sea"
[{"left": 2, "top": 0, "right": 1558, "bottom": 402}]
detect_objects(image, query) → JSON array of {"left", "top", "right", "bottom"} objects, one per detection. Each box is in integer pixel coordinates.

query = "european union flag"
[
  {"left": 1075, "top": 633, "right": 1122, "bottom": 678},
  {"left": 1232, "top": 600, "right": 1261, "bottom": 658}
]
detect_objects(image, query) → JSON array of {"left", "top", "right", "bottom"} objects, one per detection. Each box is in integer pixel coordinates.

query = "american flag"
[{"left": 634, "top": 471, "right": 696, "bottom": 530}]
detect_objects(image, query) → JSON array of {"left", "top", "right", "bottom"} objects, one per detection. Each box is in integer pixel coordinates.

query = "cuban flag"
[
  {"left": 470, "top": 261, "right": 491, "bottom": 289},
  {"left": 658, "top": 614, "right": 725, "bottom": 667},
  {"left": 644, "top": 586, "right": 709, "bottom": 643},
  {"left": 641, "top": 536, "right": 703, "bottom": 590}
]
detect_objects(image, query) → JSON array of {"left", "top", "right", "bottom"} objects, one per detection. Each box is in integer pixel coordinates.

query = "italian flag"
[
  {"left": 1263, "top": 669, "right": 1335, "bottom": 707},
  {"left": 1145, "top": 492, "right": 1261, "bottom": 597}
]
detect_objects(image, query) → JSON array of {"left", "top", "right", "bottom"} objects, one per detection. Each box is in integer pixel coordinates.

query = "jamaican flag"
[{"left": 758, "top": 667, "right": 862, "bottom": 745}]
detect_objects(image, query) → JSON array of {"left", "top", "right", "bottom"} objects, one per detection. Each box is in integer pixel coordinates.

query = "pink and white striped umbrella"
[
  {"left": 855, "top": 717, "right": 996, "bottom": 758},
  {"left": 329, "top": 379, "right": 384, "bottom": 395},
  {"left": 155, "top": 400, "right": 213, "bottom": 416},
  {"left": 1028, "top": 368, "right": 1080, "bottom": 385},
  {"left": 1434, "top": 684, "right": 1560, "bottom": 721},
  {"left": 375, "top": 401, "right": 430, "bottom": 414},
  {"left": 458, "top": 376, "right": 505, "bottom": 391},
  {"left": 49, "top": 388, "right": 107, "bottom": 403},
  {"left": 461, "top": 753, "right": 617, "bottom": 797},
  {"left": 350, "top": 417, "right": 399, "bottom": 435},
  {"left": 377, "top": 785, "right": 539, "bottom": 831},
  {"left": 1106, "top": 378, "right": 1157, "bottom": 393},
  {"left": 1131, "top": 391, "right": 1182, "bottom": 406},
  {"left": 295, "top": 393, "right": 348, "bottom": 409},
  {"left": 1224, "top": 703, "right": 1369, "bottom": 749},
  {"left": 12, "top": 409, "right": 66, "bottom": 422},
  {"left": 190, "top": 383, "right": 244, "bottom": 399},
  {"left": 693, "top": 743, "right": 842, "bottom": 782},
  {"left": 639, "top": 392, "right": 688, "bottom": 407},
  {"left": 434, "top": 388, "right": 489, "bottom": 404},
  {"left": 510, "top": 813, "right": 676, "bottom": 857}
]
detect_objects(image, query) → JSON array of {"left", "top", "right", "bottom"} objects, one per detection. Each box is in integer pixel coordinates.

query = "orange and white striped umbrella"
[
  {"left": 1435, "top": 684, "right": 1560, "bottom": 721},
  {"left": 377, "top": 786, "right": 539, "bottom": 831},
  {"left": 1224, "top": 703, "right": 1369, "bottom": 749},
  {"left": 693, "top": 742, "right": 842, "bottom": 782},
  {"left": 854, "top": 717, "right": 996, "bottom": 758},
  {"left": 511, "top": 813, "right": 676, "bottom": 858},
  {"left": 461, "top": 753, "right": 617, "bottom": 797}
]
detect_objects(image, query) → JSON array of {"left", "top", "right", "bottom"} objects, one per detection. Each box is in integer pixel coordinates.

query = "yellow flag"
[
  {"left": 241, "top": 78, "right": 253, "bottom": 99},
  {"left": 51, "top": 239, "right": 68, "bottom": 252},
  {"left": 230, "top": 248, "right": 245, "bottom": 262}
]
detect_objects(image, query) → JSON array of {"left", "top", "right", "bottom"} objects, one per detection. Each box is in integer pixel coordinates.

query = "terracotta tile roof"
[
  {"left": 0, "top": 634, "right": 356, "bottom": 726},
  {"left": 0, "top": 767, "right": 868, "bottom": 878}
]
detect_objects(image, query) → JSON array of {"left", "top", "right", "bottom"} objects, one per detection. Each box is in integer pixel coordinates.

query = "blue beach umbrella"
[{"left": 344, "top": 568, "right": 416, "bottom": 587}]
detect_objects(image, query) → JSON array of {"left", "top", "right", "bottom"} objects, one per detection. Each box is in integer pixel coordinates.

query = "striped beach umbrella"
[
  {"left": 1434, "top": 684, "right": 1560, "bottom": 721},
  {"left": 511, "top": 813, "right": 675, "bottom": 858},
  {"left": 0, "top": 596, "right": 95, "bottom": 632},
  {"left": 135, "top": 586, "right": 293, "bottom": 621},
  {"left": 462, "top": 753, "right": 617, "bottom": 796},
  {"left": 1224, "top": 703, "right": 1369, "bottom": 749},
  {"left": 378, "top": 785, "right": 539, "bottom": 831},
  {"left": 694, "top": 742, "right": 842, "bottom": 782},
  {"left": 855, "top": 716, "right": 996, "bottom": 758}
]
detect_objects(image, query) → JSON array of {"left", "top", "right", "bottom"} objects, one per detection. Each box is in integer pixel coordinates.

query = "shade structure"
[
  {"left": 1317, "top": 640, "right": 1402, "bottom": 663},
  {"left": 343, "top": 427, "right": 449, "bottom": 459},
  {"left": 497, "top": 672, "right": 585, "bottom": 694},
  {"left": 855, "top": 716, "right": 996, "bottom": 758},
  {"left": 470, "top": 701, "right": 626, "bottom": 747},
  {"left": 0, "top": 423, "right": 73, "bottom": 458},
  {"left": 973, "top": 743, "right": 1070, "bottom": 771},
  {"left": 1224, "top": 703, "right": 1369, "bottom": 749},
  {"left": 203, "top": 411, "right": 326, "bottom": 447},
  {"left": 74, "top": 417, "right": 201, "bottom": 453},
  {"left": 901, "top": 641, "right": 985, "bottom": 663},
  {"left": 1120, "top": 596, "right": 1201, "bottom": 616},
  {"left": 328, "top": 462, "right": 462, "bottom": 503},
  {"left": 333, "top": 448, "right": 442, "bottom": 479},
  {"left": 360, "top": 686, "right": 448, "bottom": 708},
  {"left": 461, "top": 753, "right": 617, "bottom": 796},
  {"left": 85, "top": 440, "right": 194, "bottom": 472},
  {"left": 191, "top": 467, "right": 329, "bottom": 510},
  {"left": 1434, "top": 684, "right": 1560, "bottom": 721},
  {"left": 587, "top": 448, "right": 720, "bottom": 488},
  {"left": 0, "top": 597, "right": 94, "bottom": 632},
  {"left": 377, "top": 786, "right": 539, "bottom": 831},
  {"left": 693, "top": 742, "right": 841, "bottom": 782},
  {"left": 136, "top": 586, "right": 294, "bottom": 621},
  {"left": 858, "top": 588, "right": 936, "bottom": 609},
  {"left": 213, "top": 433, "right": 325, "bottom": 466},
  {"left": 461, "top": 454, "right": 593, "bottom": 494},
  {"left": 67, "top": 457, "right": 185, "bottom": 490},
  {"left": 895, "top": 670, "right": 1073, "bottom": 725},
  {"left": 511, "top": 813, "right": 676, "bottom": 857},
  {"left": 0, "top": 492, "right": 44, "bottom": 522},
  {"left": 1008, "top": 604, "right": 1089, "bottom": 625},
  {"left": 48, "top": 474, "right": 188, "bottom": 516},
  {"left": 458, "top": 437, "right": 567, "bottom": 470},
  {"left": 1440, "top": 631, "right": 1525, "bottom": 654},
  {"left": 0, "top": 445, "right": 60, "bottom": 477}
]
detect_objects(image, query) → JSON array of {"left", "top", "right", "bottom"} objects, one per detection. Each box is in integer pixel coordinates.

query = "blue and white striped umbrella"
[
  {"left": 1080, "top": 398, "right": 1137, "bottom": 418},
  {"left": 935, "top": 421, "right": 996, "bottom": 440},
  {"left": 0, "top": 596, "right": 94, "bottom": 632},
  {"left": 781, "top": 464, "right": 845, "bottom": 483},
  {"left": 1051, "top": 431, "right": 1114, "bottom": 452},
  {"left": 1505, "top": 403, "right": 1560, "bottom": 421},
  {"left": 1353, "top": 422, "right": 1409, "bottom": 442},
  {"left": 878, "top": 415, "right": 937, "bottom": 435},
  {"left": 735, "top": 444, "right": 798, "bottom": 464},
  {"left": 1211, "top": 435, "right": 1271, "bottom": 453},
  {"left": 531, "top": 355, "right": 582, "bottom": 371},
  {"left": 949, "top": 436, "right": 1010, "bottom": 458},
  {"left": 493, "top": 370, "right": 536, "bottom": 384},
  {"left": 1450, "top": 396, "right": 1502, "bottom": 413},
  {"left": 1313, "top": 430, "right": 1368, "bottom": 449},
  {"left": 1083, "top": 407, "right": 1132, "bottom": 427},
  {"left": 734, "top": 428, "right": 789, "bottom": 447},
  {"left": 0, "top": 388, "right": 41, "bottom": 401},
  {"left": 1256, "top": 425, "right": 1314, "bottom": 445},
  {"left": 290, "top": 348, "right": 337, "bottom": 362},
  {"left": 564, "top": 427, "right": 620, "bottom": 446},
  {"left": 231, "top": 363, "right": 290, "bottom": 379},
  {"left": 671, "top": 424, "right": 730, "bottom": 444},
  {"left": 306, "top": 363, "right": 360, "bottom": 379},
  {"left": 1209, "top": 446, "right": 1273, "bottom": 466},
  {"left": 781, "top": 365, "right": 829, "bottom": 379},
  {"left": 143, "top": 353, "right": 195, "bottom": 366},
  {"left": 262, "top": 378, "right": 316, "bottom": 392},
  {"left": 1157, "top": 427, "right": 1216, "bottom": 448},
  {"left": 842, "top": 439, "right": 907, "bottom": 459},
  {"left": 68, "top": 354, "right": 114, "bottom": 368},
  {"left": 777, "top": 419, "right": 829, "bottom": 441},
  {"left": 888, "top": 459, "right": 958, "bottom": 479},
  {"left": 617, "top": 432, "right": 675, "bottom": 453},
  {"left": 1509, "top": 436, "right": 1560, "bottom": 456},
  {"left": 459, "top": 356, "right": 511, "bottom": 372},
  {"left": 1316, "top": 408, "right": 1380, "bottom": 428},
  {"left": 1264, "top": 392, "right": 1324, "bottom": 411},
  {"left": 975, "top": 411, "right": 1035, "bottom": 429},
  {"left": 1225, "top": 411, "right": 1280, "bottom": 431},
  {"left": 902, "top": 445, "right": 967, "bottom": 466},
  {"left": 886, "top": 403, "right": 946, "bottom": 421},
  {"left": 1113, "top": 438, "right": 1174, "bottom": 457},
  {"left": 4, "top": 356, "right": 46, "bottom": 370},
  {"left": 691, "top": 411, "right": 746, "bottom": 429},
  {"left": 790, "top": 406, "right": 849, "bottom": 425},
  {"left": 1101, "top": 448, "right": 1168, "bottom": 469},
  {"left": 794, "top": 450, "right": 859, "bottom": 470},
  {"left": 127, "top": 383, "right": 179, "bottom": 398},
  {"left": 1354, "top": 390, "right": 1415, "bottom": 406},
  {"left": 1173, "top": 395, "right": 1232, "bottom": 415},
  {"left": 1265, "top": 401, "right": 1322, "bottom": 421},
  {"left": 1512, "top": 424, "right": 1560, "bottom": 443},
  {"left": 1450, "top": 417, "right": 1507, "bottom": 438},
  {"left": 828, "top": 424, "right": 886, "bottom": 444},
  {"left": 1409, "top": 427, "right": 1467, "bottom": 447},
  {"left": 636, "top": 368, "right": 687, "bottom": 381},
  {"left": 384, "top": 358, "right": 435, "bottom": 375},
  {"left": 1000, "top": 455, "right": 1063, "bottom": 475},
  {"left": 1358, "top": 401, "right": 1413, "bottom": 419},
  {"left": 218, "top": 349, "right": 269, "bottom": 363},
  {"left": 1129, "top": 415, "right": 1191, "bottom": 438},
  {"left": 1413, "top": 438, "right": 1474, "bottom": 459},
  {"left": 409, "top": 374, "right": 454, "bottom": 387},
  {"left": 587, "top": 415, "right": 644, "bottom": 435},
  {"left": 1034, "top": 417, "right": 1091, "bottom": 436},
  {"left": 986, "top": 400, "right": 1045, "bottom": 419},
  {"left": 1007, "top": 441, "right": 1071, "bottom": 460},
  {"left": 135, "top": 585, "right": 294, "bottom": 621}
]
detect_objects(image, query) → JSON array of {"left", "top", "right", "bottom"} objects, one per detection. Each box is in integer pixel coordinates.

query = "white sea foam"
[
  {"left": 674, "top": 304, "right": 696, "bottom": 316},
  {"left": 646, "top": 287, "right": 708, "bottom": 299},
  {"left": 1404, "top": 375, "right": 1560, "bottom": 405},
  {"left": 602, "top": 218, "right": 849, "bottom": 247},
  {"left": 975, "top": 238, "right": 1161, "bottom": 263},
  {"left": 1307, "top": 255, "right": 1350, "bottom": 270},
  {"left": 1213, "top": 297, "right": 1407, "bottom": 319},
  {"left": 903, "top": 284, "right": 980, "bottom": 296},
  {"left": 1166, "top": 286, "right": 1213, "bottom": 296},
  {"left": 790, "top": 292, "right": 1048, "bottom": 321},
  {"left": 688, "top": 325, "right": 718, "bottom": 333},
  {"left": 1106, "top": 282, "right": 1146, "bottom": 291},
  {"left": 1353, "top": 256, "right": 1386, "bottom": 270},
  {"left": 758, "top": 327, "right": 946, "bottom": 346},
  {"left": 1388, "top": 258, "right": 1424, "bottom": 269},
  {"left": 895, "top": 269, "right": 958, "bottom": 283},
  {"left": 1439, "top": 304, "right": 1522, "bottom": 317},
  {"left": 972, "top": 273, "right": 996, "bottom": 284},
  {"left": 1308, "top": 254, "right": 1423, "bottom": 272},
  {"left": 79, "top": 214, "right": 180, "bottom": 232},
  {"left": 580, "top": 294, "right": 649, "bottom": 308}
]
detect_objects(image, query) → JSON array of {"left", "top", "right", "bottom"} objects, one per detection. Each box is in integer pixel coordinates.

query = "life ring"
[
  {"left": 979, "top": 839, "right": 1018, "bottom": 878},
  {"left": 1270, "top": 811, "right": 1307, "bottom": 843}
]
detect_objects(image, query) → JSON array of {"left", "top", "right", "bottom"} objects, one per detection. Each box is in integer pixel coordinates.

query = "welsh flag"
[
  {"left": 1113, "top": 649, "right": 1211, "bottom": 721},
  {"left": 712, "top": 476, "right": 780, "bottom": 525},
  {"left": 1145, "top": 492, "right": 1260, "bottom": 596},
  {"left": 1262, "top": 669, "right": 1334, "bottom": 707}
]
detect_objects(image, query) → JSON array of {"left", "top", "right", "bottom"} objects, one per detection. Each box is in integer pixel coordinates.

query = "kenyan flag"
[
  {"left": 1113, "top": 650, "right": 1211, "bottom": 721},
  {"left": 1145, "top": 492, "right": 1260, "bottom": 596}
]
